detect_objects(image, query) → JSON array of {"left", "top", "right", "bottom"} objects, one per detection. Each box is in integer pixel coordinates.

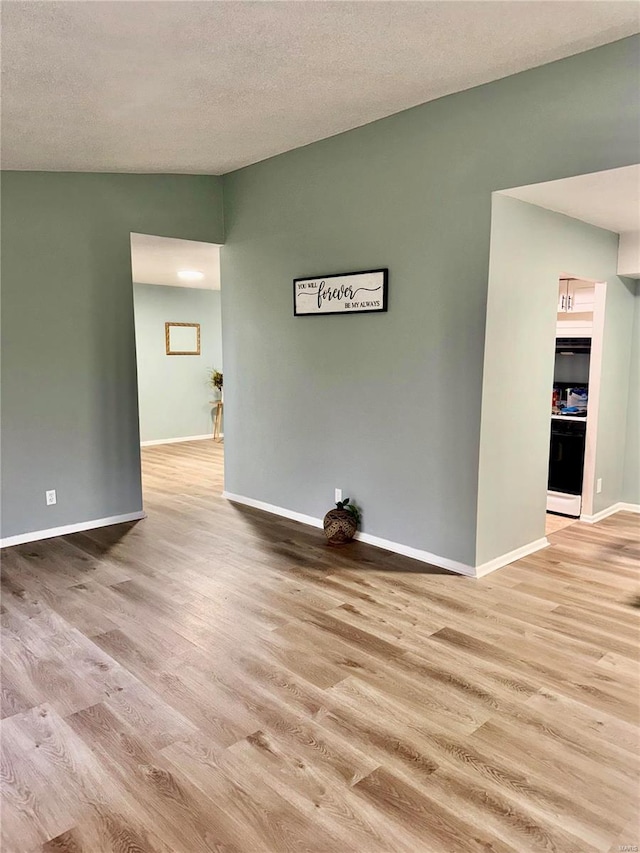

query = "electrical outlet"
[
  {"left": 46, "top": 489, "right": 57, "bottom": 506},
  {"left": 334, "top": 488, "right": 342, "bottom": 503},
  {"left": 596, "top": 478, "right": 602, "bottom": 494}
]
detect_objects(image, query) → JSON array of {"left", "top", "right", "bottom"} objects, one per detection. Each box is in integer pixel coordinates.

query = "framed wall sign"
[
  {"left": 293, "top": 268, "right": 388, "bottom": 316},
  {"left": 165, "top": 322, "right": 201, "bottom": 355}
]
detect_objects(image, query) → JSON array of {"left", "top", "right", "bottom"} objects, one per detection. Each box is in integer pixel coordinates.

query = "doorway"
[
  {"left": 545, "top": 276, "right": 606, "bottom": 535},
  {"left": 475, "top": 169, "right": 637, "bottom": 570},
  {"left": 129, "top": 233, "right": 224, "bottom": 507}
]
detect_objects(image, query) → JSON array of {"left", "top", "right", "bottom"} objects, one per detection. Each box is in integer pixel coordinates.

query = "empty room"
[{"left": 1, "top": 2, "right": 639, "bottom": 852}]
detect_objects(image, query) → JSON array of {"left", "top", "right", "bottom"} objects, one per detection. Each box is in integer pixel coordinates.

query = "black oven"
[
  {"left": 555, "top": 337, "right": 591, "bottom": 355},
  {"left": 548, "top": 419, "right": 586, "bottom": 495}
]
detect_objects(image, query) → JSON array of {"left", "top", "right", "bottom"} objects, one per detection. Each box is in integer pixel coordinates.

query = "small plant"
[
  {"left": 335, "top": 497, "right": 361, "bottom": 526},
  {"left": 208, "top": 368, "right": 223, "bottom": 392}
]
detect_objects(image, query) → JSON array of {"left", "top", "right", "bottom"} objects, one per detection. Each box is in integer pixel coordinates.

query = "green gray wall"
[
  {"left": 594, "top": 274, "right": 637, "bottom": 515},
  {"left": 221, "top": 37, "right": 640, "bottom": 567},
  {"left": 133, "top": 284, "right": 223, "bottom": 443},
  {"left": 1, "top": 172, "right": 224, "bottom": 539},
  {"left": 622, "top": 282, "right": 640, "bottom": 505},
  {"left": 2, "top": 39, "right": 638, "bottom": 558},
  {"left": 476, "top": 196, "right": 632, "bottom": 566}
]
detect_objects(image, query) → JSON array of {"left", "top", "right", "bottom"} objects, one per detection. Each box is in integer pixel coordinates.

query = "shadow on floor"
[{"left": 227, "top": 501, "right": 458, "bottom": 577}]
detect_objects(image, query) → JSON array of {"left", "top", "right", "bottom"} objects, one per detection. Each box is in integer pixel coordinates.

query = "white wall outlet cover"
[
  {"left": 45, "top": 489, "right": 57, "bottom": 505},
  {"left": 596, "top": 478, "right": 603, "bottom": 493},
  {"left": 334, "top": 488, "right": 342, "bottom": 503}
]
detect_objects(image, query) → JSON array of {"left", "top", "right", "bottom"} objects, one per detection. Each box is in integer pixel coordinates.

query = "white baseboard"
[
  {"left": 222, "top": 491, "right": 324, "bottom": 530},
  {"left": 475, "top": 537, "right": 550, "bottom": 578},
  {"left": 352, "top": 529, "right": 476, "bottom": 577},
  {"left": 0, "top": 511, "right": 146, "bottom": 549},
  {"left": 581, "top": 502, "right": 640, "bottom": 523},
  {"left": 224, "top": 491, "right": 483, "bottom": 578},
  {"left": 141, "top": 434, "right": 217, "bottom": 447}
]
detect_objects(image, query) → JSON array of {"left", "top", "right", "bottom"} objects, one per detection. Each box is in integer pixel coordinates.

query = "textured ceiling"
[
  {"left": 502, "top": 166, "right": 640, "bottom": 235},
  {"left": 130, "top": 233, "right": 221, "bottom": 290},
  {"left": 2, "top": 1, "right": 639, "bottom": 174}
]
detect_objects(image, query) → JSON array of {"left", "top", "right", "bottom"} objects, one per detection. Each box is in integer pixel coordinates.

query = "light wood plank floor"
[
  {"left": 545, "top": 512, "right": 578, "bottom": 535},
  {"left": 2, "top": 439, "right": 638, "bottom": 853}
]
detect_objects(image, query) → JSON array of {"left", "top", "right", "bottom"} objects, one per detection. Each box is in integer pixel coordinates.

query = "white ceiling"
[
  {"left": 130, "top": 233, "right": 221, "bottom": 290},
  {"left": 501, "top": 165, "right": 640, "bottom": 234},
  {"left": 2, "top": 1, "right": 638, "bottom": 174}
]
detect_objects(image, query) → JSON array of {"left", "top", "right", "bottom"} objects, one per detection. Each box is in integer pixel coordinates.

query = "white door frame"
[{"left": 580, "top": 280, "right": 606, "bottom": 517}]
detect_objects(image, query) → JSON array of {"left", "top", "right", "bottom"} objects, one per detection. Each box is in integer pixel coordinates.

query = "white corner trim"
[
  {"left": 141, "top": 434, "right": 215, "bottom": 447},
  {"left": 0, "top": 511, "right": 146, "bottom": 549},
  {"left": 581, "top": 502, "right": 640, "bottom": 523},
  {"left": 222, "top": 491, "right": 476, "bottom": 576},
  {"left": 474, "top": 537, "right": 550, "bottom": 578}
]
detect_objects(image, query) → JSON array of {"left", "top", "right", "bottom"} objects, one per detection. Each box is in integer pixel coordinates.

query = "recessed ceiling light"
[{"left": 177, "top": 270, "right": 205, "bottom": 281}]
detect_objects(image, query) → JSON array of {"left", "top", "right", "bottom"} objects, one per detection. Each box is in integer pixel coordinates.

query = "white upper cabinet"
[
  {"left": 557, "top": 279, "right": 595, "bottom": 314},
  {"left": 558, "top": 279, "right": 570, "bottom": 312},
  {"left": 567, "top": 279, "right": 596, "bottom": 313}
]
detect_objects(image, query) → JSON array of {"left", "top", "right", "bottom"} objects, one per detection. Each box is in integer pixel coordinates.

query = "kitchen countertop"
[{"left": 551, "top": 414, "right": 588, "bottom": 422}]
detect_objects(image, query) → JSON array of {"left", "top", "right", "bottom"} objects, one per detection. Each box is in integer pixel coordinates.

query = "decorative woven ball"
[{"left": 323, "top": 509, "right": 357, "bottom": 545}]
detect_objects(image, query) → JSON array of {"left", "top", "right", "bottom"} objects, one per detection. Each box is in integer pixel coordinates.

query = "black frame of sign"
[{"left": 292, "top": 268, "right": 389, "bottom": 317}]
